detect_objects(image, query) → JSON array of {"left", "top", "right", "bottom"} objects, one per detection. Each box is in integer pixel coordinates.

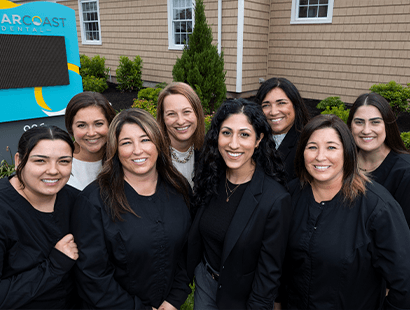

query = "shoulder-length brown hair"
[
  {"left": 347, "top": 92, "right": 408, "bottom": 154},
  {"left": 157, "top": 82, "right": 205, "bottom": 150},
  {"left": 98, "top": 108, "right": 190, "bottom": 221},
  {"left": 294, "top": 114, "right": 369, "bottom": 203}
]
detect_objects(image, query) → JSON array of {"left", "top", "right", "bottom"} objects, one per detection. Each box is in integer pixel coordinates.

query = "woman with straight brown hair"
[
  {"left": 72, "top": 109, "right": 191, "bottom": 310},
  {"left": 157, "top": 82, "right": 205, "bottom": 187},
  {"left": 279, "top": 114, "right": 410, "bottom": 309},
  {"left": 347, "top": 92, "right": 410, "bottom": 227},
  {"left": 65, "top": 91, "right": 116, "bottom": 190}
]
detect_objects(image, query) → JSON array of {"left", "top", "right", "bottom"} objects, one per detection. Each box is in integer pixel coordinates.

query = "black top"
[
  {"left": 277, "top": 125, "right": 300, "bottom": 183},
  {"left": 0, "top": 177, "right": 79, "bottom": 309},
  {"left": 199, "top": 177, "right": 249, "bottom": 271},
  {"left": 370, "top": 151, "right": 410, "bottom": 228},
  {"left": 283, "top": 180, "right": 410, "bottom": 309},
  {"left": 72, "top": 178, "right": 192, "bottom": 309}
]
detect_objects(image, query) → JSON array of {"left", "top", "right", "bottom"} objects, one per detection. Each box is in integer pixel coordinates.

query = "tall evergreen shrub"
[{"left": 172, "top": 0, "right": 226, "bottom": 113}]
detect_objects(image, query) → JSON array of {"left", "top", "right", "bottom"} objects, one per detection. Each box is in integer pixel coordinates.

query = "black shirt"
[
  {"left": 283, "top": 180, "right": 410, "bottom": 309},
  {"left": 0, "top": 177, "right": 79, "bottom": 309},
  {"left": 199, "top": 176, "right": 249, "bottom": 271},
  {"left": 72, "top": 178, "right": 191, "bottom": 309},
  {"left": 370, "top": 151, "right": 410, "bottom": 228}
]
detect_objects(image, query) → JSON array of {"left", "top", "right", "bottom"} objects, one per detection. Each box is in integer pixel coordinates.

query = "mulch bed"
[{"left": 103, "top": 82, "right": 410, "bottom": 132}]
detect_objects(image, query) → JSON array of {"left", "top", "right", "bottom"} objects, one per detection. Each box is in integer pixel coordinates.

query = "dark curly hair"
[{"left": 192, "top": 98, "right": 286, "bottom": 210}]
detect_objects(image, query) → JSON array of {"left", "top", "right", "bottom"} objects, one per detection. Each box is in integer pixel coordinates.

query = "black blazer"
[
  {"left": 187, "top": 166, "right": 292, "bottom": 309},
  {"left": 277, "top": 125, "right": 300, "bottom": 183}
]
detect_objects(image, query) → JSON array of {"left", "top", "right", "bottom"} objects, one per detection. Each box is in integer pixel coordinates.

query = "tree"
[{"left": 172, "top": 0, "right": 226, "bottom": 113}]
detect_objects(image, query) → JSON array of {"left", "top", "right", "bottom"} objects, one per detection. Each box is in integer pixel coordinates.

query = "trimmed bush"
[
  {"left": 131, "top": 99, "right": 157, "bottom": 118},
  {"left": 172, "top": 0, "right": 226, "bottom": 114},
  {"left": 80, "top": 54, "right": 110, "bottom": 92},
  {"left": 370, "top": 81, "right": 410, "bottom": 116},
  {"left": 321, "top": 104, "right": 350, "bottom": 124},
  {"left": 82, "top": 75, "right": 108, "bottom": 93},
  {"left": 0, "top": 147, "right": 15, "bottom": 179},
  {"left": 401, "top": 132, "right": 410, "bottom": 149},
  {"left": 316, "top": 96, "right": 345, "bottom": 110},
  {"left": 138, "top": 87, "right": 162, "bottom": 103},
  {"left": 116, "top": 56, "right": 143, "bottom": 92}
]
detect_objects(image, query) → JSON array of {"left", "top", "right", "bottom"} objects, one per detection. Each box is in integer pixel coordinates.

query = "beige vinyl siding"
[
  {"left": 268, "top": 0, "right": 410, "bottom": 103},
  {"left": 241, "top": 0, "right": 270, "bottom": 93}
]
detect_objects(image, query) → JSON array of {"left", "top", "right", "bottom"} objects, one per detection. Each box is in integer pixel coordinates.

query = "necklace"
[
  {"left": 358, "top": 160, "right": 384, "bottom": 172},
  {"left": 171, "top": 145, "right": 194, "bottom": 164},
  {"left": 225, "top": 178, "right": 241, "bottom": 202}
]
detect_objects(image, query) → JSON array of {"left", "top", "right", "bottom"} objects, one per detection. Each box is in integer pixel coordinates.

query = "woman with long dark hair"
[
  {"left": 0, "top": 126, "right": 79, "bottom": 308},
  {"left": 280, "top": 115, "right": 410, "bottom": 309},
  {"left": 72, "top": 109, "right": 191, "bottom": 309},
  {"left": 65, "top": 91, "right": 116, "bottom": 190},
  {"left": 188, "top": 99, "right": 292, "bottom": 309},
  {"left": 255, "top": 77, "right": 310, "bottom": 182},
  {"left": 347, "top": 92, "right": 410, "bottom": 227}
]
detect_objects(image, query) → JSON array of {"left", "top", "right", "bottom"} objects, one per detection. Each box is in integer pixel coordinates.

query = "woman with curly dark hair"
[{"left": 187, "top": 98, "right": 292, "bottom": 309}]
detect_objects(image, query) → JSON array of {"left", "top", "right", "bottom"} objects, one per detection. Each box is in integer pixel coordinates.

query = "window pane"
[
  {"left": 175, "top": 33, "right": 181, "bottom": 44},
  {"left": 175, "top": 21, "right": 181, "bottom": 32},
  {"left": 318, "top": 5, "right": 328, "bottom": 17},
  {"left": 174, "top": 9, "right": 183, "bottom": 20},
  {"left": 308, "top": 7, "right": 317, "bottom": 17},
  {"left": 300, "top": 0, "right": 308, "bottom": 5},
  {"left": 310, "top": 0, "right": 319, "bottom": 4},
  {"left": 187, "top": 21, "right": 192, "bottom": 32},
  {"left": 319, "top": 0, "right": 328, "bottom": 3},
  {"left": 186, "top": 8, "right": 192, "bottom": 19},
  {"left": 298, "top": 6, "right": 307, "bottom": 18},
  {"left": 182, "top": 33, "right": 188, "bottom": 44}
]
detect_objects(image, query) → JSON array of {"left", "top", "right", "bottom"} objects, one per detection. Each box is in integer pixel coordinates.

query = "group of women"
[{"left": 0, "top": 78, "right": 409, "bottom": 309}]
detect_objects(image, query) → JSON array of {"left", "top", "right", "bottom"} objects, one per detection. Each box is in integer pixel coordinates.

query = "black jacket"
[
  {"left": 0, "top": 177, "right": 79, "bottom": 309},
  {"left": 277, "top": 125, "right": 300, "bottom": 183},
  {"left": 72, "top": 178, "right": 191, "bottom": 309},
  {"left": 283, "top": 180, "right": 410, "bottom": 309},
  {"left": 187, "top": 166, "right": 292, "bottom": 309}
]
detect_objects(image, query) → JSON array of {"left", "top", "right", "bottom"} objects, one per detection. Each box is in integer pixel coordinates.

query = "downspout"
[
  {"left": 236, "top": 0, "right": 244, "bottom": 93},
  {"left": 218, "top": 0, "right": 222, "bottom": 54}
]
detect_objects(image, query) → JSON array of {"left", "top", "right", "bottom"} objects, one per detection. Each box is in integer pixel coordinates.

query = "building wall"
[
  {"left": 242, "top": 0, "right": 270, "bottom": 94},
  {"left": 268, "top": 0, "right": 410, "bottom": 103},
  {"left": 64, "top": 0, "right": 240, "bottom": 92}
]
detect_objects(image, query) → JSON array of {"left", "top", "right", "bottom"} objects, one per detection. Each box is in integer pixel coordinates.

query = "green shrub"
[
  {"left": 401, "top": 131, "right": 410, "bottom": 149},
  {"left": 80, "top": 54, "right": 110, "bottom": 79},
  {"left": 321, "top": 104, "right": 350, "bottom": 124},
  {"left": 82, "top": 75, "right": 108, "bottom": 93},
  {"left": 131, "top": 99, "right": 157, "bottom": 118},
  {"left": 116, "top": 56, "right": 143, "bottom": 92},
  {"left": 156, "top": 82, "right": 168, "bottom": 89},
  {"left": 316, "top": 96, "right": 345, "bottom": 110},
  {"left": 204, "top": 112, "right": 214, "bottom": 132},
  {"left": 0, "top": 147, "right": 15, "bottom": 179},
  {"left": 172, "top": 0, "right": 226, "bottom": 114},
  {"left": 370, "top": 81, "right": 410, "bottom": 116},
  {"left": 137, "top": 87, "right": 162, "bottom": 103},
  {"left": 181, "top": 282, "right": 195, "bottom": 310}
]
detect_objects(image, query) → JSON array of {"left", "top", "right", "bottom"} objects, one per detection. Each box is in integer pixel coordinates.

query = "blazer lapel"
[
  {"left": 278, "top": 125, "right": 298, "bottom": 162},
  {"left": 221, "top": 166, "right": 264, "bottom": 265}
]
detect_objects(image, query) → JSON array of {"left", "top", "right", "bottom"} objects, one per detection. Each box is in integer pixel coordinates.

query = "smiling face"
[
  {"left": 350, "top": 105, "right": 388, "bottom": 154},
  {"left": 163, "top": 94, "right": 198, "bottom": 151},
  {"left": 218, "top": 113, "right": 263, "bottom": 176},
  {"left": 304, "top": 127, "right": 344, "bottom": 187},
  {"left": 17, "top": 139, "right": 73, "bottom": 199},
  {"left": 261, "top": 87, "right": 296, "bottom": 135},
  {"left": 72, "top": 106, "right": 109, "bottom": 161},
  {"left": 118, "top": 123, "right": 158, "bottom": 181}
]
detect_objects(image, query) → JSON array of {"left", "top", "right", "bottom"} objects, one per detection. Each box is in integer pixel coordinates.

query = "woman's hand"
[
  {"left": 54, "top": 234, "right": 78, "bottom": 260},
  {"left": 158, "top": 301, "right": 177, "bottom": 310}
]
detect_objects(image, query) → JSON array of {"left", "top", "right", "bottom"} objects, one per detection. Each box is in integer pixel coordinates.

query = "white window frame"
[
  {"left": 290, "top": 0, "right": 334, "bottom": 24},
  {"left": 167, "top": 0, "right": 195, "bottom": 50},
  {"left": 78, "top": 0, "right": 102, "bottom": 45}
]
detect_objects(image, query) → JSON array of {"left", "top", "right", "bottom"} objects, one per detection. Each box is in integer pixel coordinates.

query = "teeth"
[
  {"left": 176, "top": 126, "right": 189, "bottom": 131},
  {"left": 228, "top": 152, "right": 242, "bottom": 157},
  {"left": 42, "top": 179, "right": 58, "bottom": 183},
  {"left": 87, "top": 139, "right": 98, "bottom": 143},
  {"left": 314, "top": 165, "right": 330, "bottom": 170},
  {"left": 270, "top": 118, "right": 283, "bottom": 123},
  {"left": 362, "top": 137, "right": 373, "bottom": 141},
  {"left": 133, "top": 158, "right": 147, "bottom": 163}
]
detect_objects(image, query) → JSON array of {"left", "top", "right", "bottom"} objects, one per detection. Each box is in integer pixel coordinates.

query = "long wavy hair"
[
  {"left": 157, "top": 82, "right": 205, "bottom": 150},
  {"left": 98, "top": 108, "right": 190, "bottom": 221},
  {"left": 193, "top": 98, "right": 286, "bottom": 209},
  {"left": 295, "top": 114, "right": 369, "bottom": 203},
  {"left": 255, "top": 77, "right": 310, "bottom": 132},
  {"left": 347, "top": 92, "right": 408, "bottom": 154}
]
